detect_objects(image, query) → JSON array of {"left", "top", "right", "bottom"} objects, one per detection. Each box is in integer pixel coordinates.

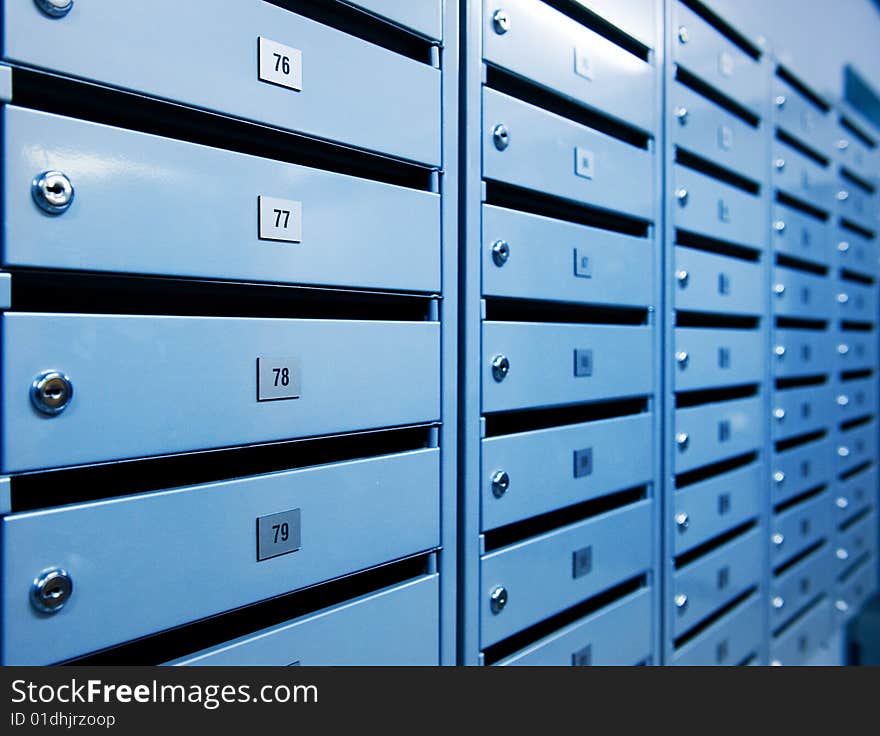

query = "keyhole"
[
  {"left": 44, "top": 583, "right": 64, "bottom": 600},
  {"left": 47, "top": 182, "right": 64, "bottom": 195}
]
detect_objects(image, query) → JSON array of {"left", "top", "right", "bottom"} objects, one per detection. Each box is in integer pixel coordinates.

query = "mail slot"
[
  {"left": 482, "top": 0, "right": 655, "bottom": 133},
  {"left": 673, "top": 396, "right": 763, "bottom": 474},
  {"left": 3, "top": 106, "right": 439, "bottom": 292},
  {"left": 770, "top": 546, "right": 834, "bottom": 629},
  {"left": 481, "top": 412, "right": 653, "bottom": 530},
  {"left": 482, "top": 321, "right": 652, "bottom": 413},
  {"left": 836, "top": 510, "right": 878, "bottom": 576},
  {"left": 836, "top": 558, "right": 878, "bottom": 619},
  {"left": 771, "top": 137, "right": 833, "bottom": 213},
  {"left": 483, "top": 88, "right": 653, "bottom": 221},
  {"left": 771, "top": 75, "right": 835, "bottom": 157},
  {"left": 837, "top": 421, "right": 878, "bottom": 475},
  {"left": 572, "top": 0, "right": 658, "bottom": 49},
  {"left": 674, "top": 328, "right": 763, "bottom": 392},
  {"left": 673, "top": 462, "right": 762, "bottom": 557},
  {"left": 480, "top": 499, "right": 653, "bottom": 647},
  {"left": 672, "top": 594, "right": 762, "bottom": 666},
  {"left": 495, "top": 588, "right": 652, "bottom": 666},
  {"left": 835, "top": 465, "right": 877, "bottom": 523},
  {"left": 836, "top": 280, "right": 878, "bottom": 324},
  {"left": 771, "top": 203, "right": 830, "bottom": 267},
  {"left": 771, "top": 385, "right": 834, "bottom": 442},
  {"left": 348, "top": 0, "right": 442, "bottom": 40},
  {"left": 1, "top": 313, "right": 439, "bottom": 473},
  {"left": 772, "top": 491, "right": 832, "bottom": 569},
  {"left": 672, "top": 1, "right": 763, "bottom": 118},
  {"left": 670, "top": 80, "right": 764, "bottom": 183},
  {"left": 772, "top": 266, "right": 833, "bottom": 322},
  {"left": 673, "top": 165, "right": 764, "bottom": 249},
  {"left": 482, "top": 204, "right": 653, "bottom": 308},
  {"left": 771, "top": 437, "right": 834, "bottom": 507},
  {"left": 674, "top": 247, "right": 763, "bottom": 316},
  {"left": 769, "top": 598, "right": 833, "bottom": 665},
  {"left": 834, "top": 225, "right": 877, "bottom": 277},
  {"left": 2, "top": 0, "right": 440, "bottom": 165},
  {"left": 0, "top": 447, "right": 440, "bottom": 665},
  {"left": 772, "top": 328, "right": 833, "bottom": 379},
  {"left": 672, "top": 528, "right": 762, "bottom": 638},
  {"left": 837, "top": 332, "right": 879, "bottom": 372},
  {"left": 166, "top": 574, "right": 440, "bottom": 665}
]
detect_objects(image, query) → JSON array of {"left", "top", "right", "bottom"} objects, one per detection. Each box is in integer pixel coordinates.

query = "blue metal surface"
[
  {"left": 165, "top": 575, "right": 441, "bottom": 666},
  {"left": 1, "top": 448, "right": 439, "bottom": 664},
  {"left": 671, "top": 594, "right": 763, "bottom": 665},
  {"left": 2, "top": 0, "right": 441, "bottom": 164},
  {"left": 345, "top": 0, "right": 444, "bottom": 40}
]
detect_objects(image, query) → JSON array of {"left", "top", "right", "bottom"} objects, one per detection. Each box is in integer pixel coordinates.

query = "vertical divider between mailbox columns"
[
  {"left": 440, "top": 0, "right": 461, "bottom": 667},
  {"left": 457, "top": 0, "right": 484, "bottom": 665}
]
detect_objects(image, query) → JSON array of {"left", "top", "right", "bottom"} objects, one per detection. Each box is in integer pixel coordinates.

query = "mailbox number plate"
[
  {"left": 257, "top": 357, "right": 302, "bottom": 401},
  {"left": 257, "top": 508, "right": 302, "bottom": 561},
  {"left": 258, "top": 37, "right": 303, "bottom": 91},
  {"left": 259, "top": 196, "right": 303, "bottom": 243}
]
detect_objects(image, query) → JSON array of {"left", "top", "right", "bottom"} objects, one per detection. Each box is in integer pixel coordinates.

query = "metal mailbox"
[
  {"left": 837, "top": 332, "right": 879, "bottom": 373},
  {"left": 1, "top": 448, "right": 440, "bottom": 665},
  {"left": 481, "top": 321, "right": 653, "bottom": 413},
  {"left": 674, "top": 247, "right": 763, "bottom": 316},
  {"left": 482, "top": 204, "right": 653, "bottom": 308},
  {"left": 772, "top": 265, "right": 833, "bottom": 322},
  {"left": 673, "top": 327, "right": 763, "bottom": 392},
  {"left": 672, "top": 528, "right": 762, "bottom": 638},
  {"left": 835, "top": 465, "right": 877, "bottom": 522},
  {"left": 835, "top": 280, "right": 878, "bottom": 324},
  {"left": 834, "top": 225, "right": 877, "bottom": 277},
  {"left": 771, "top": 491, "right": 832, "bottom": 569},
  {"left": 771, "top": 203, "right": 830, "bottom": 267},
  {"left": 495, "top": 588, "right": 652, "bottom": 666},
  {"left": 771, "top": 384, "right": 834, "bottom": 442},
  {"left": 772, "top": 328, "right": 832, "bottom": 379},
  {"left": 672, "top": 1, "right": 763, "bottom": 118},
  {"left": 482, "top": 0, "right": 656, "bottom": 133},
  {"left": 673, "top": 164, "right": 764, "bottom": 249},
  {"left": 483, "top": 88, "right": 654, "bottom": 221},
  {"left": 1, "top": 313, "right": 440, "bottom": 472},
  {"left": 837, "top": 185, "right": 879, "bottom": 233},
  {"left": 769, "top": 598, "right": 833, "bottom": 665},
  {"left": 3, "top": 106, "right": 440, "bottom": 292},
  {"left": 166, "top": 575, "right": 440, "bottom": 666},
  {"left": 770, "top": 546, "right": 834, "bottom": 628},
  {"left": 671, "top": 80, "right": 764, "bottom": 183},
  {"left": 771, "top": 76, "right": 835, "bottom": 157},
  {"left": 771, "top": 137, "right": 833, "bottom": 213},
  {"left": 836, "top": 510, "right": 878, "bottom": 574},
  {"left": 573, "top": 0, "right": 659, "bottom": 50},
  {"left": 837, "top": 127, "right": 877, "bottom": 185},
  {"left": 837, "top": 421, "right": 878, "bottom": 475},
  {"left": 836, "top": 376, "right": 878, "bottom": 422},
  {"left": 480, "top": 499, "right": 653, "bottom": 647},
  {"left": 2, "top": 0, "right": 441, "bottom": 165},
  {"left": 481, "top": 412, "right": 654, "bottom": 531},
  {"left": 672, "top": 594, "right": 762, "bottom": 666},
  {"left": 673, "top": 396, "right": 763, "bottom": 474},
  {"left": 836, "top": 559, "right": 878, "bottom": 618},
  {"left": 673, "top": 462, "right": 763, "bottom": 556},
  {"left": 771, "top": 437, "right": 834, "bottom": 507}
]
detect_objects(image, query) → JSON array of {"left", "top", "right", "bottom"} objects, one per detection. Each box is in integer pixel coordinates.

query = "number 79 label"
[{"left": 259, "top": 196, "right": 303, "bottom": 243}]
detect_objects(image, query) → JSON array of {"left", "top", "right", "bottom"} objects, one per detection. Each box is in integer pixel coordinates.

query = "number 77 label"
[{"left": 258, "top": 195, "right": 303, "bottom": 243}]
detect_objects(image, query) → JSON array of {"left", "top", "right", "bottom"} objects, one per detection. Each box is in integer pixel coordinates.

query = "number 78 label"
[
  {"left": 259, "top": 196, "right": 303, "bottom": 243},
  {"left": 257, "top": 357, "right": 302, "bottom": 401}
]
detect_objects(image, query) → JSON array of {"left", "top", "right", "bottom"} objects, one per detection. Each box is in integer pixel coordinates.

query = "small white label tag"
[
  {"left": 575, "top": 147, "right": 595, "bottom": 180},
  {"left": 258, "top": 37, "right": 303, "bottom": 91},
  {"left": 259, "top": 196, "right": 303, "bottom": 243},
  {"left": 257, "top": 357, "right": 302, "bottom": 401}
]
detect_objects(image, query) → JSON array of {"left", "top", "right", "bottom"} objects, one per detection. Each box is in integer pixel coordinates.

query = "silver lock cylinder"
[
  {"left": 491, "top": 354, "right": 510, "bottom": 382},
  {"left": 492, "top": 124, "right": 510, "bottom": 151},
  {"left": 674, "top": 512, "right": 689, "bottom": 530},
  {"left": 676, "top": 270, "right": 689, "bottom": 287},
  {"left": 675, "top": 187, "right": 689, "bottom": 206},
  {"left": 491, "top": 470, "right": 510, "bottom": 498},
  {"left": 492, "top": 9, "right": 510, "bottom": 34},
  {"left": 675, "top": 432, "right": 689, "bottom": 450},
  {"left": 31, "top": 568, "right": 73, "bottom": 613},
  {"left": 674, "top": 106, "right": 689, "bottom": 125},
  {"left": 491, "top": 239, "right": 510, "bottom": 267},
  {"left": 489, "top": 585, "right": 508, "bottom": 614},
  {"left": 31, "top": 370, "right": 74, "bottom": 416},
  {"left": 771, "top": 596, "right": 785, "bottom": 610},
  {"left": 677, "top": 26, "right": 689, "bottom": 43},
  {"left": 773, "top": 408, "right": 786, "bottom": 421},
  {"left": 32, "top": 171, "right": 75, "bottom": 214},
  {"left": 675, "top": 351, "right": 689, "bottom": 367},
  {"left": 34, "top": 0, "right": 74, "bottom": 18},
  {"left": 674, "top": 593, "right": 688, "bottom": 609}
]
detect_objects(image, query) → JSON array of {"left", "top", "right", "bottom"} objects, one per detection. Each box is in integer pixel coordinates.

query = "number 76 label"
[
  {"left": 259, "top": 196, "right": 302, "bottom": 243},
  {"left": 258, "top": 37, "right": 303, "bottom": 91}
]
